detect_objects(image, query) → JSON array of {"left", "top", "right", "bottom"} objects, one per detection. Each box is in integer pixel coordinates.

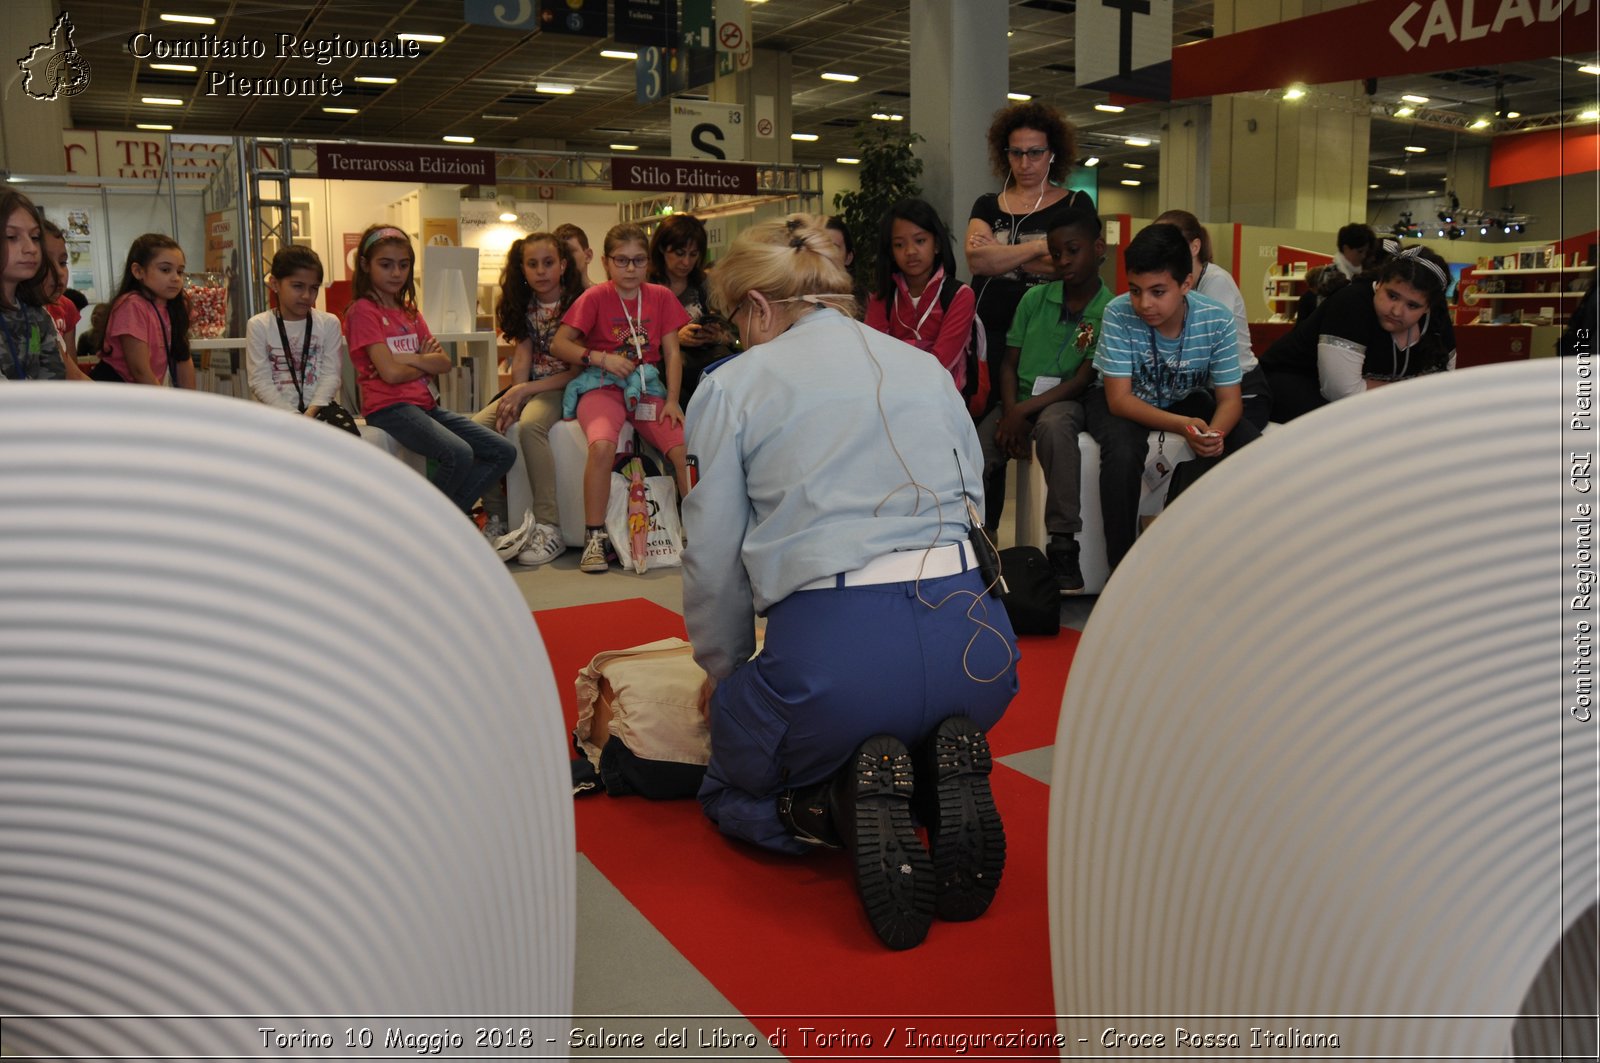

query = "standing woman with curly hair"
[{"left": 965, "top": 101, "right": 1093, "bottom": 528}]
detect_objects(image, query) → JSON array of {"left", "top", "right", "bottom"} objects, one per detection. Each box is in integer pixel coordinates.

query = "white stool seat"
[
  {"left": 550, "top": 418, "right": 636, "bottom": 547},
  {"left": 1013, "top": 430, "right": 1193, "bottom": 594}
]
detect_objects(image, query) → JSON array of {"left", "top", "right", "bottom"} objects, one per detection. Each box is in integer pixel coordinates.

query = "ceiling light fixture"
[
  {"left": 535, "top": 82, "right": 576, "bottom": 95},
  {"left": 323, "top": 107, "right": 358, "bottom": 115},
  {"left": 1283, "top": 85, "right": 1306, "bottom": 100},
  {"left": 1094, "top": 103, "right": 1125, "bottom": 113},
  {"left": 1125, "top": 136, "right": 1151, "bottom": 146},
  {"left": 137, "top": 123, "right": 173, "bottom": 131},
  {"left": 870, "top": 112, "right": 904, "bottom": 122},
  {"left": 836, "top": 157, "right": 861, "bottom": 164},
  {"left": 443, "top": 135, "right": 475, "bottom": 144},
  {"left": 354, "top": 76, "right": 397, "bottom": 85},
  {"left": 160, "top": 13, "right": 216, "bottom": 25},
  {"left": 1581, "top": 64, "right": 1600, "bottom": 75},
  {"left": 483, "top": 114, "right": 515, "bottom": 120},
  {"left": 397, "top": 33, "right": 445, "bottom": 44},
  {"left": 149, "top": 63, "right": 197, "bottom": 72},
  {"left": 1401, "top": 93, "right": 1430, "bottom": 104},
  {"left": 821, "top": 72, "right": 859, "bottom": 82},
  {"left": 142, "top": 96, "right": 184, "bottom": 106},
  {"left": 1369, "top": 183, "right": 1379, "bottom": 189},
  {"left": 1083, "top": 156, "right": 1100, "bottom": 167},
  {"left": 610, "top": 143, "right": 639, "bottom": 151},
  {"left": 1394, "top": 106, "right": 1415, "bottom": 117},
  {"left": 790, "top": 132, "right": 819, "bottom": 141},
  {"left": 1469, "top": 118, "right": 1491, "bottom": 129},
  {"left": 498, "top": 200, "right": 518, "bottom": 222},
  {"left": 1120, "top": 179, "right": 1141, "bottom": 186},
  {"left": 1404, "top": 144, "right": 1426, "bottom": 153},
  {"left": 1506, "top": 110, "right": 1521, "bottom": 119},
  {"left": 1581, "top": 109, "right": 1600, "bottom": 121},
  {"left": 1007, "top": 92, "right": 1033, "bottom": 102},
  {"left": 1388, "top": 168, "right": 1406, "bottom": 175},
  {"left": 1122, "top": 162, "right": 1145, "bottom": 169},
  {"left": 600, "top": 49, "right": 637, "bottom": 60}
]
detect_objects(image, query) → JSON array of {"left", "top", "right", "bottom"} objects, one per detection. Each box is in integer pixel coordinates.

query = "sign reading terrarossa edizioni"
[
  {"left": 611, "top": 157, "right": 756, "bottom": 195},
  {"left": 315, "top": 145, "right": 496, "bottom": 184}
]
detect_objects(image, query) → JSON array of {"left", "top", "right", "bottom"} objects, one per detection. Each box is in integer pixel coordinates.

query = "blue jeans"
[{"left": 366, "top": 402, "right": 518, "bottom": 513}]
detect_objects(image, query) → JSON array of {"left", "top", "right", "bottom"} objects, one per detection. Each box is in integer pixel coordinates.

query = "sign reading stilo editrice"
[
  {"left": 315, "top": 145, "right": 496, "bottom": 184},
  {"left": 611, "top": 157, "right": 756, "bottom": 195}
]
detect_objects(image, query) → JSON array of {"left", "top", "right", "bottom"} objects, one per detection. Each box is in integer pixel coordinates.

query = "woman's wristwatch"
[{"left": 580, "top": 349, "right": 592, "bottom": 367}]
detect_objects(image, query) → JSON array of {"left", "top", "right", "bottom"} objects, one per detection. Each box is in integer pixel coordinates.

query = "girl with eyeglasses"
[
  {"left": 963, "top": 101, "right": 1093, "bottom": 529},
  {"left": 552, "top": 222, "right": 692, "bottom": 573}
]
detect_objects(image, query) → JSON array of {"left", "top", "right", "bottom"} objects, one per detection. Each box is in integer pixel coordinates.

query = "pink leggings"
[{"left": 575, "top": 386, "right": 684, "bottom": 452}]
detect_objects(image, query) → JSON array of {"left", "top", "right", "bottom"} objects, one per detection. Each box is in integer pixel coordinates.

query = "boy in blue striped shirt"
[{"left": 1085, "top": 222, "right": 1262, "bottom": 571}]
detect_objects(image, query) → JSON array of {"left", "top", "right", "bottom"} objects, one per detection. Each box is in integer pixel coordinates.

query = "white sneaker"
[
  {"left": 516, "top": 524, "right": 565, "bottom": 566},
  {"left": 492, "top": 511, "right": 535, "bottom": 560},
  {"left": 579, "top": 530, "right": 610, "bottom": 573}
]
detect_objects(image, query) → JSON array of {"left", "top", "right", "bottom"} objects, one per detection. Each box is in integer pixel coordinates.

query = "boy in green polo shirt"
[{"left": 978, "top": 207, "right": 1110, "bottom": 593}]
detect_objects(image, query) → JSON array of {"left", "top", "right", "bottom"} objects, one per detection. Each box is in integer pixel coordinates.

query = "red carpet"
[{"left": 535, "top": 601, "right": 1079, "bottom": 1056}]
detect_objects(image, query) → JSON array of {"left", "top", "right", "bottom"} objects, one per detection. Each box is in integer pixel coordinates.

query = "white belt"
[{"left": 796, "top": 542, "right": 971, "bottom": 593}]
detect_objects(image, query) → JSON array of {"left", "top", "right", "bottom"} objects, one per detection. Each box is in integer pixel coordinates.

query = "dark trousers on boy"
[{"left": 1084, "top": 388, "right": 1261, "bottom": 572}]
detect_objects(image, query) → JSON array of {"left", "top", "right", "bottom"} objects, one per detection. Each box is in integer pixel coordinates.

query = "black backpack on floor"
[{"left": 995, "top": 546, "right": 1060, "bottom": 636}]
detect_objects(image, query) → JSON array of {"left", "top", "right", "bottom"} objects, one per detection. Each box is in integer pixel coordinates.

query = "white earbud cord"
[{"left": 848, "top": 319, "right": 1015, "bottom": 684}]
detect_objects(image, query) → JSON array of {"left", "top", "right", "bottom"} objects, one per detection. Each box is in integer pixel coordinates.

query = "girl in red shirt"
[{"left": 343, "top": 223, "right": 515, "bottom": 515}]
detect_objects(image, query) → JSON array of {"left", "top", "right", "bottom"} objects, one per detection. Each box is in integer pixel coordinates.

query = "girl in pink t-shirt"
[
  {"left": 551, "top": 223, "right": 691, "bottom": 573},
  {"left": 342, "top": 223, "right": 515, "bottom": 515},
  {"left": 91, "top": 233, "right": 194, "bottom": 388}
]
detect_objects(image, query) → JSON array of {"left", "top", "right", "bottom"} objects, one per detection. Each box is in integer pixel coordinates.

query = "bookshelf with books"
[
  {"left": 1456, "top": 235, "right": 1595, "bottom": 327},
  {"left": 1263, "top": 247, "right": 1333, "bottom": 320}
]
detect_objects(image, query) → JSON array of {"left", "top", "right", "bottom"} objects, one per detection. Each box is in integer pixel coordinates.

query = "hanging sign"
[
  {"left": 612, "top": 157, "right": 757, "bottom": 195},
  {"left": 462, "top": 0, "right": 541, "bottom": 30},
  {"left": 1076, "top": 0, "right": 1173, "bottom": 99},
  {"left": 536, "top": 0, "right": 608, "bottom": 36},
  {"left": 670, "top": 99, "right": 746, "bottom": 161},
  {"left": 615, "top": 0, "right": 676, "bottom": 46},
  {"left": 315, "top": 144, "right": 496, "bottom": 184},
  {"left": 636, "top": 45, "right": 687, "bottom": 104},
  {"left": 715, "top": 0, "right": 753, "bottom": 73},
  {"left": 1170, "top": 0, "right": 1583, "bottom": 100}
]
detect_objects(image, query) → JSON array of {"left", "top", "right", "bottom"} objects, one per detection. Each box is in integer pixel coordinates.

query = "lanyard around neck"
[
  {"left": 616, "top": 285, "right": 646, "bottom": 357},
  {"left": 274, "top": 312, "right": 314, "bottom": 411},
  {"left": 1146, "top": 297, "right": 1187, "bottom": 405},
  {"left": 892, "top": 268, "right": 943, "bottom": 342}
]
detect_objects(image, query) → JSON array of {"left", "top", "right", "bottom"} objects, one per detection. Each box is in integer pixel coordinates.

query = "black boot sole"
[
  {"left": 919, "top": 716, "right": 1005, "bottom": 921},
  {"left": 845, "top": 736, "right": 934, "bottom": 950}
]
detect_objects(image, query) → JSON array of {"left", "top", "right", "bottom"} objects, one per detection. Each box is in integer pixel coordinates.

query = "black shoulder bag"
[{"left": 275, "top": 313, "right": 360, "bottom": 436}]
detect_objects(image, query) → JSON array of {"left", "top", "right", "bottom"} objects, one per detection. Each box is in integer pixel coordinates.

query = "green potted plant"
[{"left": 832, "top": 126, "right": 923, "bottom": 287}]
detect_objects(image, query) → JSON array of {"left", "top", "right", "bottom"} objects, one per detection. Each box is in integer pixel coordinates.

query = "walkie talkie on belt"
[{"left": 956, "top": 450, "right": 1006, "bottom": 596}]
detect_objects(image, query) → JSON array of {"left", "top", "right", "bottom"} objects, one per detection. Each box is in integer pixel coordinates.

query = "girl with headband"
[
  {"left": 1261, "top": 244, "right": 1457, "bottom": 422},
  {"left": 343, "top": 223, "right": 516, "bottom": 516}
]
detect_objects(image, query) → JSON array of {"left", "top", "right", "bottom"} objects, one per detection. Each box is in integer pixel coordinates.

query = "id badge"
[
  {"left": 1142, "top": 451, "right": 1174, "bottom": 493},
  {"left": 634, "top": 396, "right": 660, "bottom": 422},
  {"left": 1030, "top": 374, "right": 1062, "bottom": 396}
]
